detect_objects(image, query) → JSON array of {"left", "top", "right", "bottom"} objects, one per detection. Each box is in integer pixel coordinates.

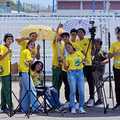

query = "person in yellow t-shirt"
[
  {"left": 77, "top": 28, "right": 95, "bottom": 107},
  {"left": 16, "top": 32, "right": 40, "bottom": 60},
  {"left": 19, "top": 40, "right": 40, "bottom": 112},
  {"left": 52, "top": 32, "right": 64, "bottom": 95},
  {"left": 52, "top": 25, "right": 70, "bottom": 107},
  {"left": 60, "top": 32, "right": 70, "bottom": 106},
  {"left": 31, "top": 61, "right": 43, "bottom": 86},
  {"left": 109, "top": 29, "right": 120, "bottom": 109},
  {"left": 64, "top": 42, "right": 86, "bottom": 113},
  {"left": 70, "top": 28, "right": 80, "bottom": 51},
  {"left": 52, "top": 26, "right": 70, "bottom": 106},
  {"left": 0, "top": 33, "right": 13, "bottom": 111}
]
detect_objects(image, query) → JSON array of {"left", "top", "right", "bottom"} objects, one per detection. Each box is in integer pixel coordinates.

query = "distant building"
[
  {"left": 0, "top": 0, "right": 12, "bottom": 13},
  {"left": 57, "top": 0, "right": 120, "bottom": 16},
  {"left": 0, "top": 0, "right": 52, "bottom": 14}
]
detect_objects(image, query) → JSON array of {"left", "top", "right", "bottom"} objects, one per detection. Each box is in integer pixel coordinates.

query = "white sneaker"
[
  {"left": 63, "top": 102, "right": 69, "bottom": 108},
  {"left": 71, "top": 108, "right": 76, "bottom": 114},
  {"left": 75, "top": 103, "right": 79, "bottom": 110},
  {"left": 0, "top": 108, "right": 3, "bottom": 113},
  {"left": 86, "top": 99, "right": 94, "bottom": 107},
  {"left": 79, "top": 107, "right": 86, "bottom": 114}
]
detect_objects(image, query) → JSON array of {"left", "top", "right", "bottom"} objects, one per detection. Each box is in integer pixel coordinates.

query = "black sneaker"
[
  {"left": 112, "top": 104, "right": 120, "bottom": 110},
  {"left": 95, "top": 99, "right": 103, "bottom": 106},
  {"left": 1, "top": 106, "right": 7, "bottom": 112}
]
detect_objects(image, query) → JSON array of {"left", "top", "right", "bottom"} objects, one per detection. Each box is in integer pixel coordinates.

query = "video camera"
[
  {"left": 89, "top": 21, "right": 96, "bottom": 40},
  {"left": 89, "top": 21, "right": 96, "bottom": 35}
]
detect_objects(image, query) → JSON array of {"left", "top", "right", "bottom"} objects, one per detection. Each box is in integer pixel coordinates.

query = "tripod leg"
[
  {"left": 13, "top": 90, "right": 29, "bottom": 115},
  {"left": 110, "top": 80, "right": 115, "bottom": 108},
  {"left": 29, "top": 90, "right": 43, "bottom": 112},
  {"left": 102, "top": 85, "right": 109, "bottom": 114}
]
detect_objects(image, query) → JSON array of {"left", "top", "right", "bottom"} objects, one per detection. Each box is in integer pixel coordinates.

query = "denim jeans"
[
  {"left": 19, "top": 72, "right": 40, "bottom": 112},
  {"left": 68, "top": 69, "right": 85, "bottom": 109}
]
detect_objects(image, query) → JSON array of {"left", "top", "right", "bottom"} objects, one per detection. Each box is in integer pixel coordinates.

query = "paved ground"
[{"left": 0, "top": 81, "right": 120, "bottom": 120}]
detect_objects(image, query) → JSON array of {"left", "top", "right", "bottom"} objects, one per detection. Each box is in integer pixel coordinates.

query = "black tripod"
[
  {"left": 107, "top": 32, "right": 114, "bottom": 107},
  {"left": 86, "top": 21, "right": 110, "bottom": 113},
  {"left": 42, "top": 39, "right": 47, "bottom": 114},
  {"left": 94, "top": 75, "right": 109, "bottom": 114},
  {"left": 12, "top": 63, "right": 42, "bottom": 118}
]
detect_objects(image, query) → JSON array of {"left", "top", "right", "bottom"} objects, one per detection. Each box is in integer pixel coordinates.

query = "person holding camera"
[
  {"left": 0, "top": 33, "right": 14, "bottom": 111},
  {"left": 77, "top": 28, "right": 95, "bottom": 107}
]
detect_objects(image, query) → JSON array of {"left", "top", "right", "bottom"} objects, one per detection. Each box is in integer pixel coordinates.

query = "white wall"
[{"left": 0, "top": 15, "right": 119, "bottom": 76}]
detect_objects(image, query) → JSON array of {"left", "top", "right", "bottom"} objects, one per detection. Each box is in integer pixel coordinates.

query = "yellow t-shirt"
[
  {"left": 109, "top": 41, "right": 120, "bottom": 69},
  {"left": 31, "top": 71, "right": 43, "bottom": 86},
  {"left": 52, "top": 41, "right": 64, "bottom": 67},
  {"left": 19, "top": 49, "right": 33, "bottom": 72},
  {"left": 17, "top": 40, "right": 37, "bottom": 58},
  {"left": 0, "top": 45, "right": 11, "bottom": 76},
  {"left": 66, "top": 50, "right": 84, "bottom": 71},
  {"left": 78, "top": 38, "right": 92, "bottom": 66},
  {"left": 70, "top": 39, "right": 82, "bottom": 51}
]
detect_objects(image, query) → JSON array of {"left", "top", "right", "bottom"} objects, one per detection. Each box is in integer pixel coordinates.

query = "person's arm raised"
[{"left": 16, "top": 37, "right": 29, "bottom": 44}]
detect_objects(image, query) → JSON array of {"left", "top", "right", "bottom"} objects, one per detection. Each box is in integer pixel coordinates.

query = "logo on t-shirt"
[{"left": 74, "top": 58, "right": 81, "bottom": 66}]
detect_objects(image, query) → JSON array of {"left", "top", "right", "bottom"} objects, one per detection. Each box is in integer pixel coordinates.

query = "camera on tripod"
[{"left": 89, "top": 21, "right": 96, "bottom": 36}]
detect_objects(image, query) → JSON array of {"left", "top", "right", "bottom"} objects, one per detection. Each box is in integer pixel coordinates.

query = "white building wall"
[{"left": 0, "top": 15, "right": 119, "bottom": 76}]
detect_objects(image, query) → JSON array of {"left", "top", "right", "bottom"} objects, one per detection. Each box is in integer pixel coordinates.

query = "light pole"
[
  {"left": 80, "top": 0, "right": 83, "bottom": 11},
  {"left": 92, "top": 0, "right": 96, "bottom": 13},
  {"left": 52, "top": 0, "right": 55, "bottom": 13},
  {"left": 17, "top": 0, "right": 21, "bottom": 13}
]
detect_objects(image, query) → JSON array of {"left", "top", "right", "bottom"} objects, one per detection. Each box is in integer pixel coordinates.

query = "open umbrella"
[
  {"left": 21, "top": 25, "right": 56, "bottom": 41},
  {"left": 63, "top": 19, "right": 90, "bottom": 35}
]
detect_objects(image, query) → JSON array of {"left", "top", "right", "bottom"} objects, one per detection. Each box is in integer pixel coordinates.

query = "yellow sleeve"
[{"left": 0, "top": 46, "right": 3, "bottom": 56}]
